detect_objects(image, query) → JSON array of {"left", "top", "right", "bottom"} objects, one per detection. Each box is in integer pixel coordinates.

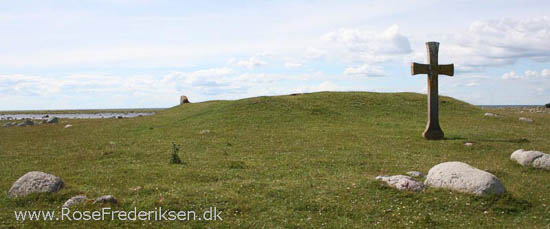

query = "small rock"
[
  {"left": 94, "top": 195, "right": 117, "bottom": 205},
  {"left": 2, "top": 122, "right": 16, "bottom": 128},
  {"left": 8, "top": 171, "right": 64, "bottom": 198},
  {"left": 533, "top": 155, "right": 550, "bottom": 170},
  {"left": 23, "top": 119, "right": 34, "bottom": 126},
  {"left": 464, "top": 142, "right": 473, "bottom": 146},
  {"left": 199, "top": 129, "right": 210, "bottom": 134},
  {"left": 130, "top": 186, "right": 142, "bottom": 191},
  {"left": 406, "top": 171, "right": 424, "bottom": 177},
  {"left": 62, "top": 195, "right": 88, "bottom": 208},
  {"left": 64, "top": 124, "right": 73, "bottom": 128},
  {"left": 424, "top": 162, "right": 505, "bottom": 196},
  {"left": 511, "top": 149, "right": 550, "bottom": 170},
  {"left": 376, "top": 175, "right": 424, "bottom": 192},
  {"left": 47, "top": 117, "right": 58, "bottom": 124},
  {"left": 484, "top": 112, "right": 498, "bottom": 117},
  {"left": 180, "top": 95, "right": 190, "bottom": 105},
  {"left": 519, "top": 117, "right": 533, "bottom": 122},
  {"left": 17, "top": 119, "right": 34, "bottom": 127}
]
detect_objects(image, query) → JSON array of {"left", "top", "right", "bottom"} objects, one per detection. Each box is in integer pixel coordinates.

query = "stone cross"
[{"left": 411, "top": 42, "right": 454, "bottom": 140}]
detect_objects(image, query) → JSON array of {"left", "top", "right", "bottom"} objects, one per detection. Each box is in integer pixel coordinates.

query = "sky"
[{"left": 1, "top": 0, "right": 549, "bottom": 110}]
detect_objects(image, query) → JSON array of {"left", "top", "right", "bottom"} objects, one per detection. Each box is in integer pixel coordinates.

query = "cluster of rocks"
[
  {"left": 8, "top": 171, "right": 116, "bottom": 209},
  {"left": 2, "top": 116, "right": 59, "bottom": 128},
  {"left": 377, "top": 161, "right": 506, "bottom": 196},
  {"left": 511, "top": 149, "right": 550, "bottom": 170},
  {"left": 379, "top": 148, "right": 550, "bottom": 195}
]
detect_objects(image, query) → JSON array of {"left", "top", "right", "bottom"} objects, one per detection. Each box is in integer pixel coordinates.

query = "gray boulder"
[
  {"left": 376, "top": 175, "right": 424, "bottom": 192},
  {"left": 533, "top": 155, "right": 550, "bottom": 170},
  {"left": 8, "top": 171, "right": 64, "bottom": 198},
  {"left": 94, "top": 195, "right": 117, "bottom": 204},
  {"left": 46, "top": 117, "right": 58, "bottom": 124},
  {"left": 62, "top": 195, "right": 88, "bottom": 208},
  {"left": 424, "top": 162, "right": 505, "bottom": 196},
  {"left": 511, "top": 149, "right": 550, "bottom": 170},
  {"left": 484, "top": 112, "right": 498, "bottom": 117}
]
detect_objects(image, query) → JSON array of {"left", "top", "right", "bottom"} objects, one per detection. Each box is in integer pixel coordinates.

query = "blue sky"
[{"left": 1, "top": 0, "right": 549, "bottom": 110}]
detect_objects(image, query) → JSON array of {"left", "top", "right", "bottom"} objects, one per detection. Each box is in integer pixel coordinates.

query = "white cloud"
[
  {"left": 284, "top": 62, "right": 303, "bottom": 68},
  {"left": 502, "top": 69, "right": 550, "bottom": 80},
  {"left": 343, "top": 64, "right": 386, "bottom": 77},
  {"left": 319, "top": 24, "right": 412, "bottom": 64},
  {"left": 228, "top": 56, "right": 267, "bottom": 69},
  {"left": 443, "top": 17, "right": 550, "bottom": 72}
]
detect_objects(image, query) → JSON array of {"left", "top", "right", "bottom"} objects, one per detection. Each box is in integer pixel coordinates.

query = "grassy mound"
[{"left": 1, "top": 92, "right": 549, "bottom": 228}]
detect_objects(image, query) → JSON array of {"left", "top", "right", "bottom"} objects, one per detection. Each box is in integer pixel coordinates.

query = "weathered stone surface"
[
  {"left": 47, "top": 117, "right": 58, "bottom": 124},
  {"left": 510, "top": 149, "right": 544, "bottom": 166},
  {"left": 8, "top": 171, "right": 64, "bottom": 198},
  {"left": 424, "top": 162, "right": 505, "bottom": 196},
  {"left": 484, "top": 112, "right": 498, "bottom": 117},
  {"left": 94, "top": 195, "right": 117, "bottom": 204},
  {"left": 180, "top": 95, "right": 190, "bottom": 105},
  {"left": 519, "top": 117, "right": 533, "bottom": 122},
  {"left": 62, "top": 195, "right": 88, "bottom": 208},
  {"left": 376, "top": 175, "right": 424, "bottom": 192},
  {"left": 532, "top": 155, "right": 550, "bottom": 170},
  {"left": 406, "top": 171, "right": 424, "bottom": 177},
  {"left": 511, "top": 149, "right": 550, "bottom": 170},
  {"left": 64, "top": 124, "right": 72, "bottom": 128}
]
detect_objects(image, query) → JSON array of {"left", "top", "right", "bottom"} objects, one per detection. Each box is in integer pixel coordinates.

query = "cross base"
[{"left": 422, "top": 127, "right": 444, "bottom": 140}]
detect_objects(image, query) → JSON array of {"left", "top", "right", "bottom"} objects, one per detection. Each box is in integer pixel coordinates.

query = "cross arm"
[
  {"left": 411, "top": 63, "right": 454, "bottom": 76},
  {"left": 438, "top": 64, "right": 454, "bottom": 76},
  {"left": 411, "top": 62, "right": 430, "bottom": 75}
]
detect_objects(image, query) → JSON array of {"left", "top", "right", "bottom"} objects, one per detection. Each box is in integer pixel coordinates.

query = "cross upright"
[{"left": 411, "top": 41, "right": 454, "bottom": 140}]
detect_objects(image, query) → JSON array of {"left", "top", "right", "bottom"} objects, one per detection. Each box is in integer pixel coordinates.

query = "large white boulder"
[
  {"left": 424, "top": 162, "right": 505, "bottom": 196},
  {"left": 8, "top": 171, "right": 64, "bottom": 198},
  {"left": 511, "top": 149, "right": 550, "bottom": 170}
]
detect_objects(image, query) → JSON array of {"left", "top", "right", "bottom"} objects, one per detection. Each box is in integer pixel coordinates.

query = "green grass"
[{"left": 1, "top": 91, "right": 549, "bottom": 228}]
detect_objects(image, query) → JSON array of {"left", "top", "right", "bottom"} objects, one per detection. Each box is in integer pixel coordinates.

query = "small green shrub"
[{"left": 170, "top": 142, "right": 183, "bottom": 164}]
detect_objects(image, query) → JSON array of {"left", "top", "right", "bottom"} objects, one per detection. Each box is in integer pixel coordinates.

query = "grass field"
[{"left": 1, "top": 92, "right": 549, "bottom": 228}]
